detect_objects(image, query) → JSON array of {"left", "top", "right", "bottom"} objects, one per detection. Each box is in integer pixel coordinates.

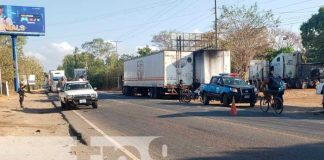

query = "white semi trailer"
[
  {"left": 48, "top": 70, "right": 65, "bottom": 92},
  {"left": 123, "top": 49, "right": 231, "bottom": 98},
  {"left": 249, "top": 52, "right": 324, "bottom": 88}
]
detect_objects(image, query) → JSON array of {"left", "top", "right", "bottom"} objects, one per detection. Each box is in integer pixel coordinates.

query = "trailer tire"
[{"left": 125, "top": 87, "right": 133, "bottom": 96}]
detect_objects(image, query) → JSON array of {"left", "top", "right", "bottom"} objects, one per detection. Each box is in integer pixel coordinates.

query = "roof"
[{"left": 66, "top": 81, "right": 89, "bottom": 84}]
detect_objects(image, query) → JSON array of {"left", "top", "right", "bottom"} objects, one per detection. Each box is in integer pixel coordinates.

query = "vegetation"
[
  {"left": 300, "top": 7, "right": 324, "bottom": 62},
  {"left": 137, "top": 45, "right": 153, "bottom": 57},
  {"left": 218, "top": 4, "right": 279, "bottom": 79},
  {"left": 0, "top": 36, "right": 44, "bottom": 92}
]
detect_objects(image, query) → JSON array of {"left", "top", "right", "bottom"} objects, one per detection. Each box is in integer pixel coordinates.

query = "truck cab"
[{"left": 201, "top": 74, "right": 257, "bottom": 107}]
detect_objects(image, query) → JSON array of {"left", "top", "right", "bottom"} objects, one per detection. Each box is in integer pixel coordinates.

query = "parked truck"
[
  {"left": 249, "top": 52, "right": 324, "bottom": 88},
  {"left": 48, "top": 70, "right": 65, "bottom": 92},
  {"left": 123, "top": 49, "right": 231, "bottom": 98},
  {"left": 201, "top": 73, "right": 257, "bottom": 107}
]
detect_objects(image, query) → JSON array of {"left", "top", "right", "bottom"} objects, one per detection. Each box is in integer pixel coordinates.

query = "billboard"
[{"left": 0, "top": 5, "right": 45, "bottom": 36}]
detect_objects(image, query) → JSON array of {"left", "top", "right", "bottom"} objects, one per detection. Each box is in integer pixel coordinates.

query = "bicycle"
[
  {"left": 183, "top": 89, "right": 201, "bottom": 103},
  {"left": 259, "top": 91, "right": 284, "bottom": 114}
]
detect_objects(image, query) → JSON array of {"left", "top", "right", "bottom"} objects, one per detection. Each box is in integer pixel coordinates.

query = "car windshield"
[
  {"left": 223, "top": 77, "right": 247, "bottom": 85},
  {"left": 65, "top": 83, "right": 92, "bottom": 91}
]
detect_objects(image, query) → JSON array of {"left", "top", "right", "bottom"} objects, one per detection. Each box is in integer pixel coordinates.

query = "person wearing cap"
[
  {"left": 18, "top": 83, "right": 26, "bottom": 108},
  {"left": 0, "top": 5, "right": 13, "bottom": 31}
]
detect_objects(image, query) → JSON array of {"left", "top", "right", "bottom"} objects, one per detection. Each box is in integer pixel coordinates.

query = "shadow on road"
[
  {"left": 11, "top": 107, "right": 59, "bottom": 114},
  {"left": 184, "top": 142, "right": 324, "bottom": 160},
  {"left": 157, "top": 108, "right": 324, "bottom": 120}
]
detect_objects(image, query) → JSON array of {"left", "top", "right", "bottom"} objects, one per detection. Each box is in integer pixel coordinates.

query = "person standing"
[
  {"left": 177, "top": 80, "right": 184, "bottom": 102},
  {"left": 18, "top": 83, "right": 26, "bottom": 108}
]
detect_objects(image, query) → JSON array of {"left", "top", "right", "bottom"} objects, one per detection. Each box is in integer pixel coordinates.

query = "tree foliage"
[
  {"left": 218, "top": 4, "right": 279, "bottom": 79},
  {"left": 81, "top": 38, "right": 115, "bottom": 58},
  {"left": 60, "top": 38, "right": 132, "bottom": 89},
  {"left": 300, "top": 7, "right": 324, "bottom": 62},
  {"left": 137, "top": 45, "right": 152, "bottom": 57},
  {"left": 152, "top": 30, "right": 179, "bottom": 50},
  {"left": 0, "top": 36, "right": 44, "bottom": 91}
]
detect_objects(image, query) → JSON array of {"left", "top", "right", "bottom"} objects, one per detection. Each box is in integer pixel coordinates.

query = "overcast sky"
[{"left": 1, "top": 0, "right": 323, "bottom": 71}]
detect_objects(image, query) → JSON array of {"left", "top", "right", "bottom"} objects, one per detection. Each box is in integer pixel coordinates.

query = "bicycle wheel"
[
  {"left": 183, "top": 93, "right": 191, "bottom": 103},
  {"left": 273, "top": 97, "right": 283, "bottom": 114},
  {"left": 260, "top": 97, "right": 270, "bottom": 112}
]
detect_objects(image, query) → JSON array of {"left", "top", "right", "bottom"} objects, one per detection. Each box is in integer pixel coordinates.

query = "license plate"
[
  {"left": 79, "top": 99, "right": 87, "bottom": 103},
  {"left": 244, "top": 95, "right": 250, "bottom": 99}
]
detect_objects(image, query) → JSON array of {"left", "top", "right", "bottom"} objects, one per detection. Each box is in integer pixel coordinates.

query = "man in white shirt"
[{"left": 0, "top": 5, "right": 13, "bottom": 32}]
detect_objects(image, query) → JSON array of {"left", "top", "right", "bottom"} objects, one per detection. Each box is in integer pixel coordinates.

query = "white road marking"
[{"left": 72, "top": 110, "right": 139, "bottom": 160}]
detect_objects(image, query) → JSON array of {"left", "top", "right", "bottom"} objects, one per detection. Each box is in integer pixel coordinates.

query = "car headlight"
[
  {"left": 91, "top": 93, "right": 97, "bottom": 98},
  {"left": 66, "top": 95, "right": 73, "bottom": 99},
  {"left": 230, "top": 88, "right": 238, "bottom": 93}
]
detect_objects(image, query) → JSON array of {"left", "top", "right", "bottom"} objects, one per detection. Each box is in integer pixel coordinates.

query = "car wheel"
[
  {"left": 92, "top": 102, "right": 98, "bottom": 109},
  {"left": 202, "top": 93, "right": 209, "bottom": 105},
  {"left": 222, "top": 94, "right": 230, "bottom": 107}
]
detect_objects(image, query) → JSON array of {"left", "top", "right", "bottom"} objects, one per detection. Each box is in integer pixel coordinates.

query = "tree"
[
  {"left": 19, "top": 56, "right": 45, "bottom": 91},
  {"left": 81, "top": 38, "right": 114, "bottom": 58},
  {"left": 137, "top": 45, "right": 152, "bottom": 57},
  {"left": 269, "top": 28, "right": 303, "bottom": 51},
  {"left": 218, "top": 4, "right": 279, "bottom": 79},
  {"left": 300, "top": 7, "right": 324, "bottom": 62},
  {"left": 0, "top": 36, "right": 27, "bottom": 92},
  {"left": 152, "top": 30, "right": 179, "bottom": 50}
]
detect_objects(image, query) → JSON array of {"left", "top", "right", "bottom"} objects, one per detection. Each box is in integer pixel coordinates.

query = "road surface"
[{"left": 51, "top": 91, "right": 324, "bottom": 160}]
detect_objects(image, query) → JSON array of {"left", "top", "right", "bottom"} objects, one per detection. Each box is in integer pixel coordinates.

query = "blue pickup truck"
[{"left": 201, "top": 74, "right": 258, "bottom": 107}]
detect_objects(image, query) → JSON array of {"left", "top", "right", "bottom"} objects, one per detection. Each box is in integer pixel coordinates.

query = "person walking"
[
  {"left": 18, "top": 83, "right": 26, "bottom": 108},
  {"left": 177, "top": 80, "right": 184, "bottom": 102}
]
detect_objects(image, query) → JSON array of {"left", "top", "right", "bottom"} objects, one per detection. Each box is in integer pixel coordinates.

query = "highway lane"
[{"left": 58, "top": 92, "right": 324, "bottom": 160}]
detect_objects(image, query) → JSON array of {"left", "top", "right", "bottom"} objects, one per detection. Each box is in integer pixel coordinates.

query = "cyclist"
[{"left": 261, "top": 70, "right": 284, "bottom": 107}]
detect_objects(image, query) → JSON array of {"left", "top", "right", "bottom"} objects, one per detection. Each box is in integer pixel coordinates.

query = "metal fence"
[{"left": 165, "top": 33, "right": 215, "bottom": 52}]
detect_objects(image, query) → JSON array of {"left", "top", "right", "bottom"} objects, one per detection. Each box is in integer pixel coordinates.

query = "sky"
[{"left": 1, "top": 0, "right": 323, "bottom": 71}]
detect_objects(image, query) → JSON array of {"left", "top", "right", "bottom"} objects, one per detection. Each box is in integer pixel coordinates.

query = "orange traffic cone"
[{"left": 230, "top": 98, "right": 237, "bottom": 116}]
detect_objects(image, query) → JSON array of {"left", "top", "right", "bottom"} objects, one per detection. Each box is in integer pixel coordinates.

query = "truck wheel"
[
  {"left": 92, "top": 102, "right": 98, "bottom": 109},
  {"left": 202, "top": 93, "right": 209, "bottom": 105},
  {"left": 222, "top": 95, "right": 230, "bottom": 107}
]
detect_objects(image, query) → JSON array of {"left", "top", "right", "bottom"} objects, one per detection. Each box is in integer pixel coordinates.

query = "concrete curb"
[{"left": 46, "top": 92, "right": 87, "bottom": 145}]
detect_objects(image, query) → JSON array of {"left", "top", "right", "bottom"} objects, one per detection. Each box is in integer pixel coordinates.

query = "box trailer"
[
  {"left": 123, "top": 49, "right": 231, "bottom": 98},
  {"left": 248, "top": 60, "right": 270, "bottom": 81}
]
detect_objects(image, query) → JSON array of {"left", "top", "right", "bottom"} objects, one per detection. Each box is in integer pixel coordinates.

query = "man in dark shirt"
[
  {"left": 177, "top": 80, "right": 184, "bottom": 102},
  {"left": 18, "top": 83, "right": 26, "bottom": 108}
]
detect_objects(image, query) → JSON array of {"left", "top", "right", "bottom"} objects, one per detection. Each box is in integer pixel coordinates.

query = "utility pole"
[
  {"left": 215, "top": 0, "right": 218, "bottom": 49},
  {"left": 111, "top": 40, "right": 122, "bottom": 89}
]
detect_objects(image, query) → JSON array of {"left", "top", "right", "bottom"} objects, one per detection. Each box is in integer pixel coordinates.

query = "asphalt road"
[{"left": 53, "top": 92, "right": 324, "bottom": 160}]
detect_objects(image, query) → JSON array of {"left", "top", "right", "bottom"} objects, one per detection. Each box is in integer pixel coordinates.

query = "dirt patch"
[
  {"left": 283, "top": 89, "right": 322, "bottom": 108},
  {"left": 0, "top": 92, "right": 70, "bottom": 136}
]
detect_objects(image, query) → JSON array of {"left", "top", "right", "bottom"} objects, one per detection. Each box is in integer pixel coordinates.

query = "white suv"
[{"left": 59, "top": 81, "right": 98, "bottom": 109}]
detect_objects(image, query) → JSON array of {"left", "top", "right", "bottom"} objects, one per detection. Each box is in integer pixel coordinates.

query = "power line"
[
  {"left": 271, "top": 0, "right": 313, "bottom": 11},
  {"left": 47, "top": 0, "right": 177, "bottom": 27}
]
